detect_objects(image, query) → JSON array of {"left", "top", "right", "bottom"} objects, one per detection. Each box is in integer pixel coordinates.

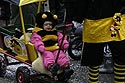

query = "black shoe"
[
  {"left": 49, "top": 63, "right": 60, "bottom": 77},
  {"left": 57, "top": 69, "right": 74, "bottom": 82}
]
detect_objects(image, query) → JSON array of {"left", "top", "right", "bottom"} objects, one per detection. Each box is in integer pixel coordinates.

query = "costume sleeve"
[
  {"left": 30, "top": 33, "right": 45, "bottom": 53},
  {"left": 57, "top": 32, "right": 69, "bottom": 49}
]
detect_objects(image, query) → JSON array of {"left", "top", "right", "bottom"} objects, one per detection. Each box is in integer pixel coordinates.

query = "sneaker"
[
  {"left": 57, "top": 69, "right": 74, "bottom": 82},
  {"left": 49, "top": 63, "right": 60, "bottom": 77}
]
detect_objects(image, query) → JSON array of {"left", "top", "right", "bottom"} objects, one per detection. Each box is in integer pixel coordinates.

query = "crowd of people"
[{"left": 1, "top": 0, "right": 125, "bottom": 83}]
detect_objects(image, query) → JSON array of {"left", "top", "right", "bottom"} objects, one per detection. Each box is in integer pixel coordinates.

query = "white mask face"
[{"left": 43, "top": 21, "right": 53, "bottom": 31}]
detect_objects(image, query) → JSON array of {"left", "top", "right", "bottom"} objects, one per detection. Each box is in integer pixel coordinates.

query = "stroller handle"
[
  {"left": 65, "top": 23, "right": 73, "bottom": 27},
  {"left": 56, "top": 23, "right": 73, "bottom": 30}
]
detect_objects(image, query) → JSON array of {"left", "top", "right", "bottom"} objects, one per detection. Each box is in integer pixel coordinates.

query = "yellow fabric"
[
  {"left": 42, "top": 35, "right": 58, "bottom": 41},
  {"left": 19, "top": 0, "right": 46, "bottom": 6},
  {"left": 88, "top": 68, "right": 99, "bottom": 72},
  {"left": 83, "top": 14, "right": 125, "bottom": 43},
  {"left": 32, "top": 27, "right": 58, "bottom": 51},
  {"left": 114, "top": 63, "right": 125, "bottom": 67},
  {"left": 45, "top": 43, "right": 59, "bottom": 51},
  {"left": 32, "top": 27, "right": 43, "bottom": 32},
  {"left": 88, "top": 76, "right": 98, "bottom": 80},
  {"left": 89, "top": 81, "right": 98, "bottom": 83},
  {"left": 89, "top": 72, "right": 99, "bottom": 76}
]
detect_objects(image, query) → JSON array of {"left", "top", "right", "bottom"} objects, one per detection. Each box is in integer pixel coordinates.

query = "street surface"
[{"left": 0, "top": 59, "right": 114, "bottom": 83}]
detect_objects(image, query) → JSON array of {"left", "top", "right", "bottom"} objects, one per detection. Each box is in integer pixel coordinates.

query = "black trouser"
[{"left": 81, "top": 40, "right": 125, "bottom": 66}]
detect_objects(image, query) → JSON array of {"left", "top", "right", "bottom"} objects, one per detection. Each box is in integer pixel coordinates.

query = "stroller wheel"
[{"left": 16, "top": 66, "right": 30, "bottom": 83}]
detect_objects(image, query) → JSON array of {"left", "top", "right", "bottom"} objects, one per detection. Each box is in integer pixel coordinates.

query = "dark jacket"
[
  {"left": 64, "top": 0, "right": 125, "bottom": 23},
  {"left": 49, "top": 0, "right": 66, "bottom": 23}
]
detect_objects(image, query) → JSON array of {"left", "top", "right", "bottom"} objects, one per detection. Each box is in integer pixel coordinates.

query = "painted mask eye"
[
  {"left": 43, "top": 21, "right": 52, "bottom": 26},
  {"left": 43, "top": 23, "right": 52, "bottom": 26}
]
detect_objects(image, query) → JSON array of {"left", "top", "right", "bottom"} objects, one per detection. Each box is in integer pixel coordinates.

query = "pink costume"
[{"left": 30, "top": 32, "right": 70, "bottom": 69}]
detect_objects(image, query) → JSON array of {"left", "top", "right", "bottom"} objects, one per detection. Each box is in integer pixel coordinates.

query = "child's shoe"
[
  {"left": 57, "top": 68, "right": 74, "bottom": 82},
  {"left": 49, "top": 63, "right": 60, "bottom": 77}
]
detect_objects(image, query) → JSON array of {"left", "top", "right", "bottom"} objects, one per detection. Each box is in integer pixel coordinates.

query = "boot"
[
  {"left": 99, "top": 55, "right": 113, "bottom": 74},
  {"left": 57, "top": 68, "right": 74, "bottom": 82},
  {"left": 49, "top": 63, "right": 60, "bottom": 77}
]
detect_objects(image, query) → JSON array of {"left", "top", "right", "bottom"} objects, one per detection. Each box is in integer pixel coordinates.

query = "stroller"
[{"left": 0, "top": 0, "right": 73, "bottom": 83}]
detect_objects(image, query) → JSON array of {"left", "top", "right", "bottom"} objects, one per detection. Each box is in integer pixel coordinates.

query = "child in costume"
[{"left": 30, "top": 12, "right": 73, "bottom": 82}]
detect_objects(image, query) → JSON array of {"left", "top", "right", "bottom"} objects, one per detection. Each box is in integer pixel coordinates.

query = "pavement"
[{"left": 0, "top": 59, "right": 115, "bottom": 83}]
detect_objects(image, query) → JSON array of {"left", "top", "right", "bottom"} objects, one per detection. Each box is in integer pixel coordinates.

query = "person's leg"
[
  {"left": 108, "top": 40, "right": 125, "bottom": 83},
  {"left": 42, "top": 51, "right": 55, "bottom": 68},
  {"left": 53, "top": 50, "right": 74, "bottom": 82},
  {"left": 81, "top": 43, "right": 105, "bottom": 83},
  {"left": 88, "top": 66, "right": 99, "bottom": 83},
  {"left": 114, "top": 63, "right": 125, "bottom": 83},
  {"left": 56, "top": 50, "right": 70, "bottom": 68}
]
